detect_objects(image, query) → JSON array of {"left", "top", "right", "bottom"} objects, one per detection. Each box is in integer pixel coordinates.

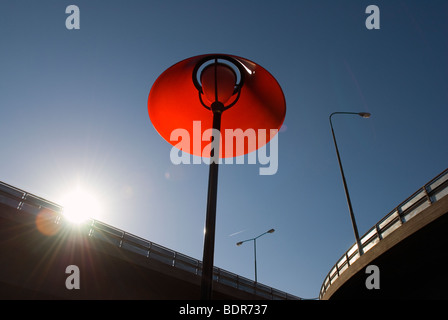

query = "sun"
[{"left": 60, "top": 186, "right": 102, "bottom": 224}]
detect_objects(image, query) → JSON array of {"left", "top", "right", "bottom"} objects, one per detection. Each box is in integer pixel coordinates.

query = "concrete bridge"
[
  {"left": 320, "top": 168, "right": 448, "bottom": 299},
  {"left": 0, "top": 180, "right": 300, "bottom": 300}
]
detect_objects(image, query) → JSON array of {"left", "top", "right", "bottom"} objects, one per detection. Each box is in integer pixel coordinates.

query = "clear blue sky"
[{"left": 1, "top": 1, "right": 447, "bottom": 299}]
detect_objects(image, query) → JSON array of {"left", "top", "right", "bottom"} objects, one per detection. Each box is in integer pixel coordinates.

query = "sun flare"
[{"left": 61, "top": 186, "right": 102, "bottom": 224}]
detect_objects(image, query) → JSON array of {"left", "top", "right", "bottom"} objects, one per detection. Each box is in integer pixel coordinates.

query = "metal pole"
[
  {"left": 329, "top": 113, "right": 363, "bottom": 256},
  {"left": 237, "top": 229, "right": 274, "bottom": 283},
  {"left": 253, "top": 238, "right": 257, "bottom": 283},
  {"left": 200, "top": 109, "right": 222, "bottom": 300}
]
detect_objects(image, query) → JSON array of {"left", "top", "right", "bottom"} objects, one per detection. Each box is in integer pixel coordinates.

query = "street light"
[
  {"left": 236, "top": 228, "right": 275, "bottom": 283},
  {"left": 329, "top": 112, "right": 371, "bottom": 256},
  {"left": 148, "top": 54, "right": 286, "bottom": 300},
  {"left": 194, "top": 57, "right": 243, "bottom": 301}
]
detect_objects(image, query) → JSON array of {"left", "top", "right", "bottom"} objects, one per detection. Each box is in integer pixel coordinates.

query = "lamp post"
[
  {"left": 329, "top": 112, "right": 371, "bottom": 256},
  {"left": 236, "top": 228, "right": 275, "bottom": 283},
  {"left": 194, "top": 57, "right": 244, "bottom": 300},
  {"left": 147, "top": 54, "right": 286, "bottom": 300}
]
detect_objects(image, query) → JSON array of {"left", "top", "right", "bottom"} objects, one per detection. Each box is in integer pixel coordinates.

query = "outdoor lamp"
[
  {"left": 148, "top": 54, "right": 285, "bottom": 158},
  {"left": 358, "top": 112, "right": 371, "bottom": 118},
  {"left": 329, "top": 111, "right": 372, "bottom": 257},
  {"left": 197, "top": 59, "right": 240, "bottom": 110},
  {"left": 236, "top": 228, "right": 276, "bottom": 282},
  {"left": 148, "top": 54, "right": 286, "bottom": 299}
]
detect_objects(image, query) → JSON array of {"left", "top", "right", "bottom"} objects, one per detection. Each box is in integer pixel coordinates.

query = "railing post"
[
  {"left": 396, "top": 207, "right": 403, "bottom": 225},
  {"left": 375, "top": 223, "right": 382, "bottom": 241},
  {"left": 17, "top": 192, "right": 27, "bottom": 211},
  {"left": 119, "top": 233, "right": 124, "bottom": 248},
  {"left": 423, "top": 185, "right": 432, "bottom": 204},
  {"left": 148, "top": 242, "right": 152, "bottom": 259}
]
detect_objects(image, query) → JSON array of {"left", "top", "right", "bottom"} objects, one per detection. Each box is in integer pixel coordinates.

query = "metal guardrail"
[
  {"left": 0, "top": 180, "right": 301, "bottom": 300},
  {"left": 319, "top": 168, "right": 448, "bottom": 300}
]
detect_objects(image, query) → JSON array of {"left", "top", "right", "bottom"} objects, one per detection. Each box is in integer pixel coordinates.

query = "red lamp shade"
[{"left": 148, "top": 54, "right": 286, "bottom": 158}]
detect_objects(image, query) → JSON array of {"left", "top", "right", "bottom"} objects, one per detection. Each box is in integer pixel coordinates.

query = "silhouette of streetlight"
[
  {"left": 148, "top": 54, "right": 286, "bottom": 300},
  {"left": 236, "top": 228, "right": 275, "bottom": 283},
  {"left": 329, "top": 112, "right": 371, "bottom": 256}
]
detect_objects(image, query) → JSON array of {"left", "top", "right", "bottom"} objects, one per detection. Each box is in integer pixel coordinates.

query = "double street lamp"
[
  {"left": 236, "top": 228, "right": 275, "bottom": 283},
  {"left": 329, "top": 112, "right": 371, "bottom": 256}
]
